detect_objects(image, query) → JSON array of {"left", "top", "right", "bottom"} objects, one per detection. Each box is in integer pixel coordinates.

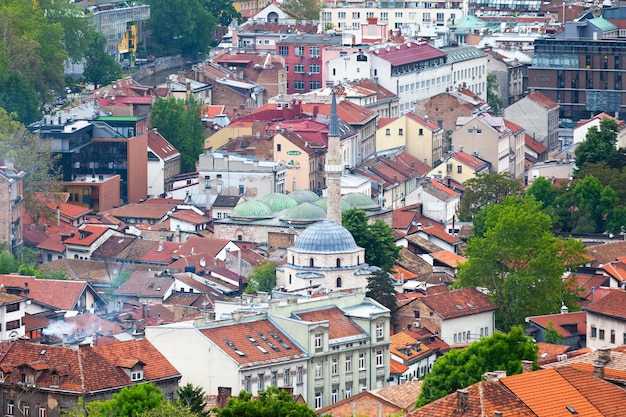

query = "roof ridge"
[{"left": 77, "top": 348, "right": 85, "bottom": 392}]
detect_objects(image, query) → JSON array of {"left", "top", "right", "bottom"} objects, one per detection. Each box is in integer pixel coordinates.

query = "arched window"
[
  {"left": 310, "top": 258, "right": 314, "bottom": 267},
  {"left": 336, "top": 258, "right": 341, "bottom": 268},
  {"left": 336, "top": 277, "right": 342, "bottom": 288}
]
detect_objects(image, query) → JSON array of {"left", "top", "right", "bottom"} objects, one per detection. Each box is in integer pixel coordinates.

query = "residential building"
[
  {"left": 405, "top": 179, "right": 461, "bottom": 226},
  {"left": 62, "top": 225, "right": 122, "bottom": 261},
  {"left": 443, "top": 46, "right": 488, "bottom": 99},
  {"left": 192, "top": 62, "right": 265, "bottom": 109},
  {"left": 147, "top": 129, "right": 181, "bottom": 197},
  {"left": 233, "top": 18, "right": 318, "bottom": 52},
  {"left": 503, "top": 91, "right": 560, "bottom": 152},
  {"left": 389, "top": 329, "right": 449, "bottom": 382},
  {"left": 584, "top": 290, "right": 626, "bottom": 349},
  {"left": 504, "top": 119, "right": 526, "bottom": 178},
  {"left": 211, "top": 195, "right": 245, "bottom": 220},
  {"left": 428, "top": 150, "right": 490, "bottom": 184},
  {"left": 527, "top": 160, "right": 574, "bottom": 185},
  {"left": 573, "top": 112, "right": 626, "bottom": 148},
  {"left": 273, "top": 130, "right": 327, "bottom": 193},
  {"left": 104, "top": 202, "right": 175, "bottom": 225},
  {"left": 394, "top": 287, "right": 496, "bottom": 345},
  {"left": 452, "top": 113, "right": 524, "bottom": 178},
  {"left": 0, "top": 166, "right": 25, "bottom": 252},
  {"left": 526, "top": 311, "right": 586, "bottom": 350},
  {"left": 484, "top": 48, "right": 528, "bottom": 106},
  {"left": 0, "top": 293, "right": 26, "bottom": 341},
  {"left": 0, "top": 339, "right": 180, "bottom": 417},
  {"left": 212, "top": 51, "right": 287, "bottom": 99},
  {"left": 61, "top": 174, "right": 121, "bottom": 212}
]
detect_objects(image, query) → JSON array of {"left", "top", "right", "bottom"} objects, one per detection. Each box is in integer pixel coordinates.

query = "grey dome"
[
  {"left": 230, "top": 200, "right": 274, "bottom": 220},
  {"left": 343, "top": 192, "right": 379, "bottom": 210},
  {"left": 261, "top": 193, "right": 298, "bottom": 212},
  {"left": 289, "top": 189, "right": 321, "bottom": 204},
  {"left": 314, "top": 197, "right": 352, "bottom": 212},
  {"left": 292, "top": 221, "right": 360, "bottom": 253},
  {"left": 279, "top": 202, "right": 327, "bottom": 224}
]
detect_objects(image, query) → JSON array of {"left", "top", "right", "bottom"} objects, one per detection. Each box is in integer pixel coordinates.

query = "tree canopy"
[
  {"left": 245, "top": 260, "right": 276, "bottom": 294},
  {"left": 203, "top": 0, "right": 241, "bottom": 27},
  {"left": 342, "top": 208, "right": 400, "bottom": 272},
  {"left": 176, "top": 384, "right": 209, "bottom": 417},
  {"left": 416, "top": 327, "right": 538, "bottom": 407},
  {"left": 366, "top": 269, "right": 397, "bottom": 320},
  {"left": 83, "top": 32, "right": 123, "bottom": 89},
  {"left": 280, "top": 0, "right": 322, "bottom": 21},
  {"left": 150, "top": 96, "right": 205, "bottom": 173},
  {"left": 213, "top": 387, "right": 317, "bottom": 417},
  {"left": 574, "top": 118, "right": 620, "bottom": 175},
  {"left": 455, "top": 196, "right": 586, "bottom": 331},
  {"left": 486, "top": 73, "right": 502, "bottom": 115},
  {"left": 457, "top": 173, "right": 523, "bottom": 222}
]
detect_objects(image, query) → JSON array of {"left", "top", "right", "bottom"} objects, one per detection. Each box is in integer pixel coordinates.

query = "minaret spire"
[{"left": 326, "top": 92, "right": 342, "bottom": 224}]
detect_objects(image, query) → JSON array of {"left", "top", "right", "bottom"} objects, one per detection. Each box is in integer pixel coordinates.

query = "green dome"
[
  {"left": 343, "top": 192, "right": 379, "bottom": 210},
  {"left": 288, "top": 189, "right": 321, "bottom": 204},
  {"left": 230, "top": 200, "right": 274, "bottom": 220},
  {"left": 261, "top": 193, "right": 298, "bottom": 212},
  {"left": 314, "top": 197, "right": 352, "bottom": 212},
  {"left": 279, "top": 202, "right": 327, "bottom": 224}
]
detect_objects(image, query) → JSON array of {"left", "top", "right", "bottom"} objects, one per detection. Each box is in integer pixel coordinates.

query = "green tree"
[
  {"left": 147, "top": 0, "right": 215, "bottom": 56},
  {"left": 455, "top": 196, "right": 586, "bottom": 331},
  {"left": 574, "top": 118, "right": 619, "bottom": 175},
  {"left": 416, "top": 326, "right": 537, "bottom": 407},
  {"left": 280, "top": 0, "right": 322, "bottom": 21},
  {"left": 526, "top": 176, "right": 557, "bottom": 208},
  {"left": 544, "top": 321, "right": 564, "bottom": 345},
  {"left": 342, "top": 208, "right": 400, "bottom": 272},
  {"left": 83, "top": 32, "right": 122, "bottom": 89},
  {"left": 0, "top": 251, "right": 18, "bottom": 274},
  {"left": 245, "top": 260, "right": 276, "bottom": 293},
  {"left": 457, "top": 173, "right": 522, "bottom": 222},
  {"left": 486, "top": 73, "right": 503, "bottom": 115},
  {"left": 140, "top": 402, "right": 198, "bottom": 417},
  {"left": 40, "top": 0, "right": 96, "bottom": 64},
  {"left": 177, "top": 383, "right": 209, "bottom": 417},
  {"left": 366, "top": 269, "right": 397, "bottom": 319},
  {"left": 96, "top": 383, "right": 165, "bottom": 417},
  {"left": 203, "top": 0, "right": 241, "bottom": 27},
  {"left": 606, "top": 206, "right": 626, "bottom": 235},
  {"left": 150, "top": 96, "right": 205, "bottom": 173},
  {"left": 214, "top": 387, "right": 316, "bottom": 417},
  {"left": 572, "top": 175, "right": 618, "bottom": 233}
]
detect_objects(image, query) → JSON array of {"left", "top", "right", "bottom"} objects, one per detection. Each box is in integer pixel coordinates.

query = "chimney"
[
  {"left": 178, "top": 71, "right": 186, "bottom": 84},
  {"left": 484, "top": 370, "right": 506, "bottom": 381},
  {"left": 522, "top": 360, "right": 533, "bottom": 373},
  {"left": 57, "top": 205, "right": 61, "bottom": 227},
  {"left": 217, "top": 386, "right": 232, "bottom": 408},
  {"left": 598, "top": 347, "right": 611, "bottom": 364},
  {"left": 455, "top": 389, "right": 469, "bottom": 412},
  {"left": 593, "top": 361, "right": 605, "bottom": 379}
]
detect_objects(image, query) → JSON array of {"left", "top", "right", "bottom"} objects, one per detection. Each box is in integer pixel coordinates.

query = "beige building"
[
  {"left": 428, "top": 150, "right": 490, "bottom": 184},
  {"left": 273, "top": 131, "right": 326, "bottom": 193},
  {"left": 0, "top": 166, "right": 25, "bottom": 252}
]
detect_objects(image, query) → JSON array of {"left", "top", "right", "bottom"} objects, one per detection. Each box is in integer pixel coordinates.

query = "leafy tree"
[
  {"left": 139, "top": 402, "right": 198, "bottom": 417},
  {"left": 416, "top": 326, "right": 538, "bottom": 407},
  {"left": 457, "top": 173, "right": 522, "bottom": 222},
  {"left": 83, "top": 32, "right": 122, "bottom": 89},
  {"left": 40, "top": 0, "right": 96, "bottom": 64},
  {"left": 203, "top": 0, "right": 241, "bottom": 27},
  {"left": 544, "top": 321, "right": 564, "bottom": 345},
  {"left": 147, "top": 0, "right": 215, "bottom": 56},
  {"left": 572, "top": 176, "right": 618, "bottom": 233},
  {"left": 577, "top": 161, "right": 626, "bottom": 204},
  {"left": 455, "top": 196, "right": 587, "bottom": 331},
  {"left": 245, "top": 260, "right": 276, "bottom": 293},
  {"left": 95, "top": 383, "right": 165, "bottom": 417},
  {"left": 0, "top": 251, "right": 18, "bottom": 274},
  {"left": 342, "top": 208, "right": 400, "bottom": 272},
  {"left": 366, "top": 269, "right": 397, "bottom": 319},
  {"left": 606, "top": 206, "right": 626, "bottom": 235},
  {"left": 574, "top": 118, "right": 619, "bottom": 175},
  {"left": 280, "top": 0, "right": 322, "bottom": 21},
  {"left": 526, "top": 176, "right": 557, "bottom": 208},
  {"left": 150, "top": 96, "right": 205, "bottom": 173},
  {"left": 177, "top": 383, "right": 209, "bottom": 417},
  {"left": 486, "top": 73, "right": 503, "bottom": 115},
  {"left": 214, "top": 387, "right": 316, "bottom": 417}
]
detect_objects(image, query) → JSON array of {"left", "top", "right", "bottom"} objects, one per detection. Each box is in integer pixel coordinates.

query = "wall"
[
  {"left": 440, "top": 311, "right": 494, "bottom": 346},
  {"left": 127, "top": 134, "right": 148, "bottom": 203},
  {"left": 586, "top": 311, "right": 626, "bottom": 350}
]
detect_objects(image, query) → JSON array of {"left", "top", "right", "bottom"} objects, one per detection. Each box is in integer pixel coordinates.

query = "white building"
[
  {"left": 443, "top": 45, "right": 488, "bottom": 99},
  {"left": 584, "top": 290, "right": 626, "bottom": 350},
  {"left": 0, "top": 293, "right": 26, "bottom": 341}
]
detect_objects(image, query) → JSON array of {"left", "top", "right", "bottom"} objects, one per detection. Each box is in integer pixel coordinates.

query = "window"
[
  {"left": 376, "top": 323, "right": 384, "bottom": 339},
  {"left": 599, "top": 329, "right": 605, "bottom": 340},
  {"left": 310, "top": 258, "right": 314, "bottom": 267},
  {"left": 244, "top": 375, "right": 251, "bottom": 391},
  {"left": 277, "top": 143, "right": 281, "bottom": 152},
  {"left": 38, "top": 407, "right": 46, "bottom": 417},
  {"left": 279, "top": 46, "right": 289, "bottom": 56},
  {"left": 315, "top": 333, "right": 322, "bottom": 349},
  {"left": 331, "top": 388, "right": 338, "bottom": 404},
  {"left": 310, "top": 81, "right": 321, "bottom": 90},
  {"left": 296, "top": 367, "right": 303, "bottom": 384},
  {"left": 359, "top": 353, "right": 365, "bottom": 369},
  {"left": 23, "top": 403, "right": 29, "bottom": 417},
  {"left": 309, "top": 64, "right": 320, "bottom": 74},
  {"left": 284, "top": 368, "right": 291, "bottom": 386},
  {"left": 345, "top": 385, "right": 352, "bottom": 398},
  {"left": 310, "top": 47, "right": 320, "bottom": 57},
  {"left": 346, "top": 355, "right": 352, "bottom": 372},
  {"left": 336, "top": 277, "right": 342, "bottom": 287},
  {"left": 294, "top": 46, "right": 304, "bottom": 56},
  {"left": 315, "top": 361, "right": 323, "bottom": 378},
  {"left": 457, "top": 165, "right": 462, "bottom": 174},
  {"left": 418, "top": 128, "right": 423, "bottom": 136},
  {"left": 380, "top": 12, "right": 388, "bottom": 21},
  {"left": 294, "top": 64, "right": 304, "bottom": 73},
  {"left": 611, "top": 330, "right": 616, "bottom": 344},
  {"left": 6, "top": 320, "right": 20, "bottom": 330},
  {"left": 352, "top": 12, "right": 360, "bottom": 18},
  {"left": 258, "top": 373, "right": 265, "bottom": 391},
  {"left": 385, "top": 128, "right": 390, "bottom": 136},
  {"left": 238, "top": 185, "right": 244, "bottom": 195},
  {"left": 6, "top": 303, "right": 19, "bottom": 313},
  {"left": 376, "top": 350, "right": 383, "bottom": 367},
  {"left": 398, "top": 128, "right": 403, "bottom": 136},
  {"left": 395, "top": 11, "right": 403, "bottom": 18},
  {"left": 338, "top": 11, "right": 346, "bottom": 19},
  {"left": 294, "top": 80, "right": 305, "bottom": 90},
  {"left": 422, "top": 12, "right": 430, "bottom": 22},
  {"left": 331, "top": 358, "right": 338, "bottom": 375},
  {"left": 314, "top": 392, "right": 322, "bottom": 409},
  {"left": 7, "top": 400, "right": 14, "bottom": 415},
  {"left": 271, "top": 371, "right": 277, "bottom": 387},
  {"left": 476, "top": 129, "right": 482, "bottom": 134},
  {"left": 130, "top": 370, "right": 143, "bottom": 381}
]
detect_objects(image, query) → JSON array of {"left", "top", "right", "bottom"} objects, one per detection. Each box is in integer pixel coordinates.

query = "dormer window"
[
  {"left": 52, "top": 375, "right": 59, "bottom": 386},
  {"left": 131, "top": 370, "right": 144, "bottom": 382}
]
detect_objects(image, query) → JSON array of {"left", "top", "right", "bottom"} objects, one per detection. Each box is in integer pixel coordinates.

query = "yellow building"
[
  {"left": 428, "top": 151, "right": 490, "bottom": 184},
  {"left": 205, "top": 124, "right": 253, "bottom": 151}
]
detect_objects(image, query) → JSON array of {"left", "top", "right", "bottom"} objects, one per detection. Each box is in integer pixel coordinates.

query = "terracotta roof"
[
  {"left": 115, "top": 271, "right": 174, "bottom": 298},
  {"left": 372, "top": 42, "right": 446, "bottom": 66},
  {"left": 62, "top": 225, "right": 110, "bottom": 247},
  {"left": 46, "top": 202, "right": 91, "bottom": 219},
  {"left": 574, "top": 112, "right": 626, "bottom": 131},
  {"left": 140, "top": 241, "right": 180, "bottom": 264},
  {"left": 65, "top": 313, "right": 124, "bottom": 336},
  {"left": 199, "top": 318, "right": 305, "bottom": 366},
  {"left": 351, "top": 78, "right": 397, "bottom": 100},
  {"left": 537, "top": 342, "right": 570, "bottom": 365},
  {"left": 420, "top": 225, "right": 462, "bottom": 245},
  {"left": 584, "top": 289, "right": 626, "bottom": 319},
  {"left": 525, "top": 133, "right": 548, "bottom": 154},
  {"left": 105, "top": 203, "right": 175, "bottom": 220},
  {"left": 0, "top": 293, "right": 25, "bottom": 305},
  {"left": 393, "top": 209, "right": 418, "bottom": 230},
  {"left": 543, "top": 346, "right": 626, "bottom": 379},
  {"left": 176, "top": 236, "right": 230, "bottom": 258},
  {"left": 390, "top": 358, "right": 409, "bottom": 374},
  {"left": 407, "top": 112, "right": 441, "bottom": 131},
  {"left": 40, "top": 258, "right": 156, "bottom": 282},
  {"left": 378, "top": 118, "right": 396, "bottom": 128},
  {"left": 0, "top": 275, "right": 98, "bottom": 311},
  {"left": 213, "top": 195, "right": 242, "bottom": 208},
  {"left": 295, "top": 306, "right": 365, "bottom": 340},
  {"left": 317, "top": 390, "right": 403, "bottom": 417},
  {"left": 169, "top": 210, "right": 210, "bottom": 225},
  {"left": 526, "top": 91, "right": 559, "bottom": 110},
  {"left": 372, "top": 379, "right": 423, "bottom": 410},
  {"left": 36, "top": 234, "right": 66, "bottom": 252},
  {"left": 23, "top": 313, "right": 49, "bottom": 333},
  {"left": 430, "top": 250, "right": 466, "bottom": 268},
  {"left": 116, "top": 239, "right": 161, "bottom": 262},
  {"left": 504, "top": 119, "right": 524, "bottom": 133},
  {"left": 418, "top": 287, "right": 497, "bottom": 319},
  {"left": 601, "top": 259, "right": 626, "bottom": 283},
  {"left": 527, "top": 311, "right": 586, "bottom": 338},
  {"left": 390, "top": 331, "right": 432, "bottom": 363},
  {"left": 147, "top": 130, "right": 180, "bottom": 161},
  {"left": 451, "top": 150, "right": 489, "bottom": 171}
]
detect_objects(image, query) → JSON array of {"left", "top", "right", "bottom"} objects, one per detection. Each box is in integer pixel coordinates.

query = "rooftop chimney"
[
  {"left": 593, "top": 361, "right": 605, "bottom": 379},
  {"left": 455, "top": 389, "right": 469, "bottom": 412},
  {"left": 217, "top": 386, "right": 232, "bottom": 409},
  {"left": 598, "top": 347, "right": 611, "bottom": 364},
  {"left": 522, "top": 360, "right": 533, "bottom": 373}
]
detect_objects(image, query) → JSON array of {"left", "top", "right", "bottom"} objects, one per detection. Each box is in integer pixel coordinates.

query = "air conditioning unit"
[
  {"left": 413, "top": 321, "right": 420, "bottom": 328},
  {"left": 557, "top": 353, "right": 567, "bottom": 361}
]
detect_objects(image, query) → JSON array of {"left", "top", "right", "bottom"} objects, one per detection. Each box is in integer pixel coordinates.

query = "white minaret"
[{"left": 326, "top": 92, "right": 342, "bottom": 225}]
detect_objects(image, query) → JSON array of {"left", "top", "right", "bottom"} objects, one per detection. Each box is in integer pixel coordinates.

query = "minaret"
[{"left": 326, "top": 92, "right": 343, "bottom": 225}]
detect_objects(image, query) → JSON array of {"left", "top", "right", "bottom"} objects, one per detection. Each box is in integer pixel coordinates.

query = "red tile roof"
[
  {"left": 393, "top": 210, "right": 418, "bottom": 230},
  {"left": 62, "top": 225, "right": 110, "bottom": 247},
  {"left": 147, "top": 130, "right": 180, "bottom": 161},
  {"left": 527, "top": 311, "right": 586, "bottom": 338},
  {"left": 372, "top": 42, "right": 446, "bottom": 66},
  {"left": 527, "top": 91, "right": 559, "bottom": 110},
  {"left": 378, "top": 118, "right": 396, "bottom": 129},
  {"left": 105, "top": 203, "right": 175, "bottom": 220},
  {"left": 295, "top": 306, "right": 365, "bottom": 340},
  {"left": 451, "top": 150, "right": 489, "bottom": 171},
  {"left": 407, "top": 112, "right": 441, "bottom": 131},
  {"left": 390, "top": 358, "right": 409, "bottom": 374},
  {"left": 504, "top": 119, "right": 524, "bottom": 133},
  {"left": 46, "top": 202, "right": 91, "bottom": 219},
  {"left": 419, "top": 287, "right": 496, "bottom": 319},
  {"left": 139, "top": 241, "right": 180, "bottom": 264},
  {"left": 176, "top": 236, "right": 230, "bottom": 258},
  {"left": 199, "top": 318, "right": 305, "bottom": 366},
  {"left": 169, "top": 210, "right": 210, "bottom": 225},
  {"left": 351, "top": 78, "right": 397, "bottom": 100},
  {"left": 430, "top": 250, "right": 466, "bottom": 267},
  {"left": 115, "top": 271, "right": 173, "bottom": 298},
  {"left": 525, "top": 133, "right": 548, "bottom": 154},
  {"left": 0, "top": 275, "right": 98, "bottom": 311},
  {"left": 584, "top": 289, "right": 626, "bottom": 319}
]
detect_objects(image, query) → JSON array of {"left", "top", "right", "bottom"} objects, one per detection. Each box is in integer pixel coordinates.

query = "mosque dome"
[
  {"left": 288, "top": 189, "right": 321, "bottom": 204},
  {"left": 343, "top": 192, "right": 379, "bottom": 210},
  {"left": 314, "top": 197, "right": 352, "bottom": 212},
  {"left": 291, "top": 221, "right": 359, "bottom": 253},
  {"left": 279, "top": 202, "right": 327, "bottom": 224},
  {"left": 261, "top": 193, "right": 298, "bottom": 212},
  {"left": 230, "top": 200, "right": 274, "bottom": 220}
]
